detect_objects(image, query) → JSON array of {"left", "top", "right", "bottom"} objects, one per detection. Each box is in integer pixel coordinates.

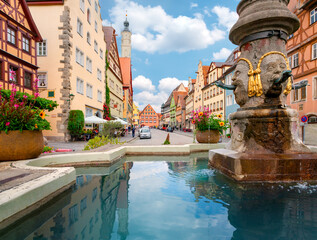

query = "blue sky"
[{"left": 100, "top": 0, "right": 240, "bottom": 112}]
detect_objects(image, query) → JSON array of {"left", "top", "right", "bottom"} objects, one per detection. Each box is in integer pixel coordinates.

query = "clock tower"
[{"left": 121, "top": 16, "right": 131, "bottom": 58}]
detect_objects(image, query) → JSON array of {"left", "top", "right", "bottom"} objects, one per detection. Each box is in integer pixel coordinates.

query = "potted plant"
[
  {"left": 0, "top": 77, "right": 58, "bottom": 161},
  {"left": 191, "top": 108, "right": 229, "bottom": 143}
]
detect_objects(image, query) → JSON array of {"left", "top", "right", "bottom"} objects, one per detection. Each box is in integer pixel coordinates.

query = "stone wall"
[{"left": 57, "top": 6, "right": 73, "bottom": 142}]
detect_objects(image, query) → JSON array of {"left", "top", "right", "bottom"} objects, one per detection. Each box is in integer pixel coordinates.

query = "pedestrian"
[{"left": 132, "top": 126, "right": 135, "bottom": 137}]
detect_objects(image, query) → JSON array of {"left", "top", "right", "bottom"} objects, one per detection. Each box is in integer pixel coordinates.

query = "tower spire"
[
  {"left": 121, "top": 11, "right": 131, "bottom": 58},
  {"left": 123, "top": 11, "right": 130, "bottom": 32}
]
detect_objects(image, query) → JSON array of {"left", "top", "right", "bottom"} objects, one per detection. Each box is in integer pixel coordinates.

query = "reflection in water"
[{"left": 1, "top": 157, "right": 317, "bottom": 240}]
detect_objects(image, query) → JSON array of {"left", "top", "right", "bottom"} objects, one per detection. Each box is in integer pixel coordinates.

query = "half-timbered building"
[
  {"left": 0, "top": 0, "right": 42, "bottom": 94},
  {"left": 103, "top": 26, "right": 124, "bottom": 119},
  {"left": 287, "top": 0, "right": 317, "bottom": 144}
]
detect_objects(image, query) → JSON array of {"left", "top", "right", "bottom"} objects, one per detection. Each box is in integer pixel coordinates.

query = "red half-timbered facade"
[
  {"left": 287, "top": 0, "right": 317, "bottom": 122},
  {"left": 0, "top": 0, "right": 41, "bottom": 93}
]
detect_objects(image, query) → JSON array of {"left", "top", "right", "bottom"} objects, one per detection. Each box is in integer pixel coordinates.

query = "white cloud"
[
  {"left": 102, "top": 19, "right": 112, "bottom": 26},
  {"left": 133, "top": 90, "right": 168, "bottom": 112},
  {"left": 105, "top": 0, "right": 225, "bottom": 53},
  {"left": 158, "top": 77, "right": 188, "bottom": 94},
  {"left": 212, "top": 48, "right": 232, "bottom": 60},
  {"left": 211, "top": 6, "right": 238, "bottom": 30},
  {"left": 132, "top": 75, "right": 156, "bottom": 92},
  {"left": 203, "top": 7, "right": 211, "bottom": 17},
  {"left": 190, "top": 3, "right": 198, "bottom": 8},
  {"left": 132, "top": 76, "right": 188, "bottom": 113}
]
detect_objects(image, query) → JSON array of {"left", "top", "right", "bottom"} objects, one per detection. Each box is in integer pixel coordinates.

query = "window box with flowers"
[
  {"left": 191, "top": 109, "right": 229, "bottom": 143},
  {"left": 0, "top": 71, "right": 58, "bottom": 161}
]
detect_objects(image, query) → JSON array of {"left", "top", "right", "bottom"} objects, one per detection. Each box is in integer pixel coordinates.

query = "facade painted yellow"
[
  {"left": 202, "top": 63, "right": 230, "bottom": 120},
  {"left": 28, "top": 0, "right": 106, "bottom": 140},
  {"left": 132, "top": 102, "right": 139, "bottom": 126}
]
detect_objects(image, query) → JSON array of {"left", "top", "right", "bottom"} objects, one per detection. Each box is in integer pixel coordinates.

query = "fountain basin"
[{"left": 209, "top": 149, "right": 317, "bottom": 182}]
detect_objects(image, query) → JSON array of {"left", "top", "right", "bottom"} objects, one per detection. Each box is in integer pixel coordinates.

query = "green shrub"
[
  {"left": 101, "top": 121, "right": 124, "bottom": 137},
  {"left": 68, "top": 110, "right": 84, "bottom": 139},
  {"left": 83, "top": 135, "right": 125, "bottom": 150}
]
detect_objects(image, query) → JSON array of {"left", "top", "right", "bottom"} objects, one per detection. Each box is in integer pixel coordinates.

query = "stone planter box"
[
  {"left": 0, "top": 130, "right": 44, "bottom": 161},
  {"left": 196, "top": 129, "right": 220, "bottom": 143}
]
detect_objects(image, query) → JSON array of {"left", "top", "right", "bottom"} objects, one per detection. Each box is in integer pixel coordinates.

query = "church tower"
[{"left": 121, "top": 16, "right": 131, "bottom": 58}]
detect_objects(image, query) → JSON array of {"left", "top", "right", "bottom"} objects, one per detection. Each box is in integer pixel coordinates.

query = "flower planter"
[
  {"left": 196, "top": 129, "right": 220, "bottom": 143},
  {"left": 0, "top": 130, "right": 44, "bottom": 161}
]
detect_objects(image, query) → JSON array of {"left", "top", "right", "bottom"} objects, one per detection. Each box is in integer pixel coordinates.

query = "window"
[
  {"left": 95, "top": 21, "right": 98, "bottom": 32},
  {"left": 86, "top": 57, "right": 92, "bottom": 72},
  {"left": 220, "top": 100, "right": 223, "bottom": 110},
  {"left": 97, "top": 68, "right": 102, "bottom": 80},
  {"left": 100, "top": 49, "right": 103, "bottom": 59},
  {"left": 88, "top": 0, "right": 91, "bottom": 4},
  {"left": 311, "top": 7, "right": 317, "bottom": 25},
  {"left": 292, "top": 53, "right": 299, "bottom": 68},
  {"left": 87, "top": 9, "right": 91, "bottom": 24},
  {"left": 87, "top": 32, "right": 91, "bottom": 44},
  {"left": 86, "top": 83, "right": 93, "bottom": 98},
  {"left": 69, "top": 204, "right": 79, "bottom": 226},
  {"left": 288, "top": 56, "right": 292, "bottom": 68},
  {"left": 292, "top": 85, "right": 307, "bottom": 102},
  {"left": 86, "top": 107, "right": 93, "bottom": 117},
  {"left": 94, "top": 40, "right": 98, "bottom": 53},
  {"left": 24, "top": 72, "right": 32, "bottom": 89},
  {"left": 226, "top": 95, "right": 233, "bottom": 106},
  {"left": 9, "top": 66, "right": 18, "bottom": 84},
  {"left": 76, "top": 48, "right": 84, "bottom": 66},
  {"left": 80, "top": 197, "right": 87, "bottom": 214},
  {"left": 314, "top": 77, "right": 317, "bottom": 99},
  {"left": 77, "top": 78, "right": 84, "bottom": 94},
  {"left": 22, "top": 36, "right": 30, "bottom": 52},
  {"left": 95, "top": 1, "right": 98, "bottom": 12},
  {"left": 80, "top": 0, "right": 85, "bottom": 12},
  {"left": 37, "top": 40, "right": 47, "bottom": 56},
  {"left": 7, "top": 27, "right": 16, "bottom": 45},
  {"left": 77, "top": 18, "right": 83, "bottom": 36},
  {"left": 226, "top": 74, "right": 232, "bottom": 85},
  {"left": 312, "top": 43, "right": 317, "bottom": 60},
  {"left": 97, "top": 90, "right": 102, "bottom": 102},
  {"left": 37, "top": 73, "right": 47, "bottom": 88}
]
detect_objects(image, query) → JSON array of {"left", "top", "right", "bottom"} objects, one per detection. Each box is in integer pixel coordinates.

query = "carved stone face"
[
  {"left": 232, "top": 62, "right": 249, "bottom": 107},
  {"left": 260, "top": 55, "right": 287, "bottom": 97}
]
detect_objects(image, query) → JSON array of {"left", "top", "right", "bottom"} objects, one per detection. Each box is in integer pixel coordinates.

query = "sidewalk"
[{"left": 47, "top": 133, "right": 137, "bottom": 154}]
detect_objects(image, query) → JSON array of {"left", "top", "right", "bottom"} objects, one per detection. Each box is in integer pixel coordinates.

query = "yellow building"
[
  {"left": 202, "top": 62, "right": 232, "bottom": 119},
  {"left": 103, "top": 26, "right": 124, "bottom": 119},
  {"left": 193, "top": 61, "right": 209, "bottom": 112},
  {"left": 27, "top": 0, "right": 106, "bottom": 141},
  {"left": 132, "top": 102, "right": 139, "bottom": 126}
]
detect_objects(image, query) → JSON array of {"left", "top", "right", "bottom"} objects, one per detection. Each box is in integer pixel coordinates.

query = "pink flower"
[
  {"left": 34, "top": 92, "right": 40, "bottom": 97},
  {"left": 5, "top": 122, "right": 10, "bottom": 126},
  {"left": 14, "top": 104, "right": 19, "bottom": 108},
  {"left": 23, "top": 95, "right": 27, "bottom": 99}
]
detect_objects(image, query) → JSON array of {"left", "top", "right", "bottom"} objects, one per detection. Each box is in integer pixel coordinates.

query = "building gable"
[{"left": 2, "top": 0, "right": 42, "bottom": 40}]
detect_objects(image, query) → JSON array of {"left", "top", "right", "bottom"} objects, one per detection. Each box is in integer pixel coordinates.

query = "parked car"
[
  {"left": 166, "top": 127, "right": 173, "bottom": 132},
  {"left": 139, "top": 128, "right": 151, "bottom": 139}
]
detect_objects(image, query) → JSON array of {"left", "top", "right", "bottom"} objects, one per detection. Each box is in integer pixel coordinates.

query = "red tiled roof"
[
  {"left": 202, "top": 65, "right": 210, "bottom": 85},
  {"left": 192, "top": 79, "right": 196, "bottom": 84}
]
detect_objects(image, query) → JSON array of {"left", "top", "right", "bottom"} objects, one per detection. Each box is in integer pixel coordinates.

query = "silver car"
[{"left": 139, "top": 128, "right": 151, "bottom": 139}]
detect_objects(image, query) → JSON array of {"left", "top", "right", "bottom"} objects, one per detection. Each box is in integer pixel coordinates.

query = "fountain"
[{"left": 209, "top": 0, "right": 317, "bottom": 182}]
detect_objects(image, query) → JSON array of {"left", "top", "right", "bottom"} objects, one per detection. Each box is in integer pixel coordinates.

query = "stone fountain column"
[{"left": 209, "top": 0, "right": 317, "bottom": 182}]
